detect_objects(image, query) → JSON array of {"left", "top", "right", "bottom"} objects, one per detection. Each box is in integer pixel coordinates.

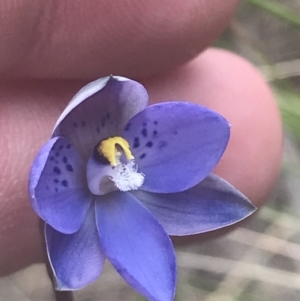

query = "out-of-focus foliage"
[
  {"left": 217, "top": 0, "right": 300, "bottom": 144},
  {"left": 275, "top": 81, "right": 300, "bottom": 141},
  {"left": 244, "top": 0, "right": 300, "bottom": 26}
]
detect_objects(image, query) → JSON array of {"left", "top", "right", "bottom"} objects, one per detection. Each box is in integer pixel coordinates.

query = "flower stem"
[
  {"left": 46, "top": 260, "right": 75, "bottom": 301},
  {"left": 54, "top": 291, "right": 75, "bottom": 301}
]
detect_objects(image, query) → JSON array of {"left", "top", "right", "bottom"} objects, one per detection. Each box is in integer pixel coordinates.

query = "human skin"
[{"left": 0, "top": 0, "right": 282, "bottom": 276}]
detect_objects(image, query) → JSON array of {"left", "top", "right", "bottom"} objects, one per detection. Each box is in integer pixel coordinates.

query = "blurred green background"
[{"left": 1, "top": 1, "right": 300, "bottom": 300}]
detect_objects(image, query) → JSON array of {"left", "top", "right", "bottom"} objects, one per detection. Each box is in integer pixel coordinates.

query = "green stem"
[{"left": 46, "top": 261, "right": 75, "bottom": 301}]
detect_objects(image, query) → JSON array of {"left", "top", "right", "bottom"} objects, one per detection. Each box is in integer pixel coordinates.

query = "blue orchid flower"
[{"left": 29, "top": 76, "right": 256, "bottom": 301}]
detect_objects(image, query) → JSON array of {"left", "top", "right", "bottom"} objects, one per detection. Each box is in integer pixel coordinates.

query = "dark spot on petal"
[
  {"left": 154, "top": 121, "right": 158, "bottom": 125},
  {"left": 55, "top": 152, "right": 60, "bottom": 157},
  {"left": 106, "top": 113, "right": 111, "bottom": 120},
  {"left": 50, "top": 156, "right": 54, "bottom": 161},
  {"left": 73, "top": 122, "right": 78, "bottom": 128},
  {"left": 62, "top": 156, "right": 68, "bottom": 163},
  {"left": 66, "top": 164, "right": 73, "bottom": 172},
  {"left": 53, "top": 166, "right": 61, "bottom": 175},
  {"left": 140, "top": 153, "right": 146, "bottom": 159},
  {"left": 55, "top": 188, "right": 58, "bottom": 192},
  {"left": 59, "top": 145, "right": 64, "bottom": 150},
  {"left": 61, "top": 180, "right": 68, "bottom": 187},
  {"left": 46, "top": 186, "right": 49, "bottom": 190},
  {"left": 158, "top": 141, "right": 167, "bottom": 149},
  {"left": 96, "top": 127, "right": 100, "bottom": 133},
  {"left": 142, "top": 122, "right": 147, "bottom": 127},
  {"left": 54, "top": 179, "right": 59, "bottom": 184},
  {"left": 146, "top": 141, "right": 153, "bottom": 148},
  {"left": 141, "top": 128, "right": 147, "bottom": 138},
  {"left": 153, "top": 130, "right": 158, "bottom": 137},
  {"left": 173, "top": 129, "right": 178, "bottom": 135},
  {"left": 133, "top": 137, "right": 140, "bottom": 148},
  {"left": 82, "top": 121, "right": 86, "bottom": 127},
  {"left": 54, "top": 160, "right": 59, "bottom": 164},
  {"left": 66, "top": 144, "right": 71, "bottom": 149},
  {"left": 124, "top": 123, "right": 131, "bottom": 131}
]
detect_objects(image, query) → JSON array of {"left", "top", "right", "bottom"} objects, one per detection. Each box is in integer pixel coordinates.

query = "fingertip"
[
  {"left": 142, "top": 48, "right": 283, "bottom": 208},
  {"left": 203, "top": 49, "right": 283, "bottom": 207}
]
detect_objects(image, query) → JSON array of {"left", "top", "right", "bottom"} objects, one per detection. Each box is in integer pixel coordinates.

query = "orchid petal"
[
  {"left": 122, "top": 102, "right": 230, "bottom": 193},
  {"left": 95, "top": 192, "right": 176, "bottom": 301},
  {"left": 53, "top": 76, "right": 149, "bottom": 160},
  {"left": 29, "top": 137, "right": 92, "bottom": 234},
  {"left": 45, "top": 205, "right": 105, "bottom": 290},
  {"left": 133, "top": 174, "right": 256, "bottom": 236}
]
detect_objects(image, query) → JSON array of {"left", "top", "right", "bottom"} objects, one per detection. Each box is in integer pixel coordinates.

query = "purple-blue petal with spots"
[
  {"left": 29, "top": 137, "right": 92, "bottom": 234},
  {"left": 122, "top": 102, "right": 230, "bottom": 193},
  {"left": 45, "top": 205, "right": 105, "bottom": 291},
  {"left": 53, "top": 76, "right": 149, "bottom": 160},
  {"left": 95, "top": 192, "right": 176, "bottom": 301},
  {"left": 133, "top": 174, "right": 256, "bottom": 236}
]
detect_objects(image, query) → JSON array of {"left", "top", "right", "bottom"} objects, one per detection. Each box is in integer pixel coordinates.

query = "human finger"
[
  {"left": 144, "top": 48, "right": 282, "bottom": 206},
  {"left": 1, "top": 0, "right": 238, "bottom": 79}
]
